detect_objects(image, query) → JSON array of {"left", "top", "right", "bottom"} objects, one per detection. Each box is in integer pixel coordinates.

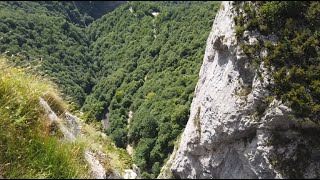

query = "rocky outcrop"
[
  {"left": 168, "top": 1, "right": 320, "bottom": 179},
  {"left": 65, "top": 112, "right": 82, "bottom": 137},
  {"left": 40, "top": 98, "right": 106, "bottom": 178},
  {"left": 84, "top": 150, "right": 109, "bottom": 179},
  {"left": 123, "top": 169, "right": 137, "bottom": 179},
  {"left": 39, "top": 98, "right": 137, "bottom": 179},
  {"left": 39, "top": 98, "right": 76, "bottom": 141}
]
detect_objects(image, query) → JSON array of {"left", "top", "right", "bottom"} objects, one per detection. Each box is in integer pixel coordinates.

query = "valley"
[{"left": 1, "top": 1, "right": 320, "bottom": 179}]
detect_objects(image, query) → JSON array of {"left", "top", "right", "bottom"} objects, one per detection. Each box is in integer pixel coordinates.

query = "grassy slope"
[
  {"left": 0, "top": 57, "right": 90, "bottom": 178},
  {"left": 0, "top": 57, "right": 132, "bottom": 178}
]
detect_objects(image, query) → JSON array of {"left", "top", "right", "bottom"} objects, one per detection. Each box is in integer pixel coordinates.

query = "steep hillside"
[
  {"left": 0, "top": 57, "right": 134, "bottom": 178},
  {"left": 163, "top": 1, "right": 320, "bottom": 179},
  {"left": 82, "top": 1, "right": 220, "bottom": 177},
  {"left": 0, "top": 57, "right": 88, "bottom": 178}
]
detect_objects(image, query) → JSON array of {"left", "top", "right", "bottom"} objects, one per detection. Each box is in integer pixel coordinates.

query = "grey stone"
[{"left": 166, "top": 1, "right": 320, "bottom": 179}]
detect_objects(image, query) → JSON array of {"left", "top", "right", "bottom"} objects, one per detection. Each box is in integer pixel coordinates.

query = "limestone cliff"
[{"left": 161, "top": 1, "right": 320, "bottom": 179}]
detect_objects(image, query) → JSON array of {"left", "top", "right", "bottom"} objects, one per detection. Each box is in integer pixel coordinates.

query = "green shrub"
[
  {"left": 234, "top": 2, "right": 320, "bottom": 121},
  {"left": 235, "top": 25, "right": 245, "bottom": 38}
]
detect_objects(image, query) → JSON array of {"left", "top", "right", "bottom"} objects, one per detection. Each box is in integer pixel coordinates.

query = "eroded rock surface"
[{"left": 168, "top": 1, "right": 320, "bottom": 179}]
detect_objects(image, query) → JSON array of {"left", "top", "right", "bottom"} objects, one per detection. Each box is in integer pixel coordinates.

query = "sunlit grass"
[{"left": 0, "top": 58, "right": 89, "bottom": 178}]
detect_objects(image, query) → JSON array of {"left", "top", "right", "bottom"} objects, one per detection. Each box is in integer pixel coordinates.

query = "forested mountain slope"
[
  {"left": 0, "top": 1, "right": 94, "bottom": 106},
  {"left": 0, "top": 1, "right": 125, "bottom": 106},
  {"left": 82, "top": 2, "right": 220, "bottom": 177}
]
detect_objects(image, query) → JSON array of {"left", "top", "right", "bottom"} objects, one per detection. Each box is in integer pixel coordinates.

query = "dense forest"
[
  {"left": 83, "top": 2, "right": 219, "bottom": 177},
  {"left": 0, "top": 1, "right": 123, "bottom": 106},
  {"left": 0, "top": 1, "right": 220, "bottom": 178}
]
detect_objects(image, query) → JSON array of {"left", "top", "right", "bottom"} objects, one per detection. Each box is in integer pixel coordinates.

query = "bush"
[
  {"left": 235, "top": 25, "right": 245, "bottom": 38},
  {"left": 234, "top": 2, "right": 320, "bottom": 121}
]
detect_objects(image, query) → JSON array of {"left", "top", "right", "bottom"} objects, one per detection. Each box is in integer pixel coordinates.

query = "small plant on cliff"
[{"left": 233, "top": 1, "right": 320, "bottom": 122}]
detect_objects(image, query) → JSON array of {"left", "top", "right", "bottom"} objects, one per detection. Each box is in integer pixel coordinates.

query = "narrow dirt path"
[
  {"left": 151, "top": 12, "right": 159, "bottom": 39},
  {"left": 126, "top": 111, "right": 134, "bottom": 156}
]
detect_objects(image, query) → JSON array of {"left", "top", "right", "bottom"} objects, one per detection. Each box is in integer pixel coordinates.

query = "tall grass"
[{"left": 0, "top": 58, "right": 89, "bottom": 178}]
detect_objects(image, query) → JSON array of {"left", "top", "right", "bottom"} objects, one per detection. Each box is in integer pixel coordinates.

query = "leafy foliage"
[
  {"left": 81, "top": 1, "right": 220, "bottom": 176},
  {"left": 0, "top": 1, "right": 101, "bottom": 106}
]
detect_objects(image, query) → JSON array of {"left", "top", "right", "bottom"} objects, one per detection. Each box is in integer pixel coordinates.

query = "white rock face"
[
  {"left": 126, "top": 111, "right": 134, "bottom": 156},
  {"left": 123, "top": 169, "right": 137, "bottom": 179},
  {"left": 84, "top": 150, "right": 107, "bottom": 179},
  {"left": 65, "top": 112, "right": 82, "bottom": 136},
  {"left": 169, "top": 1, "right": 320, "bottom": 179},
  {"left": 151, "top": 12, "right": 160, "bottom": 17}
]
